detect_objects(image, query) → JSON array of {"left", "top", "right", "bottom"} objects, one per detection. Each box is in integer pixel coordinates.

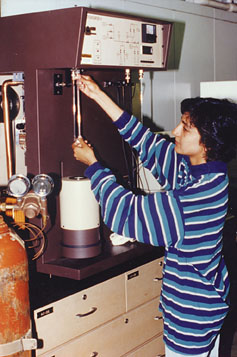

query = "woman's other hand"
[{"left": 72, "top": 137, "right": 97, "bottom": 166}]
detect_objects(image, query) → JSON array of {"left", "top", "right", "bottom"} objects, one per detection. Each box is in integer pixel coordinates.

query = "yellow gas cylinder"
[{"left": 0, "top": 215, "right": 31, "bottom": 357}]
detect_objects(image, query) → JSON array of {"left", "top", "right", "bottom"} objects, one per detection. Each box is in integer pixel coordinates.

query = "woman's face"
[{"left": 172, "top": 112, "right": 206, "bottom": 165}]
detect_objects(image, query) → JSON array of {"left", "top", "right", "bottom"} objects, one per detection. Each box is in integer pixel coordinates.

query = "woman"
[{"left": 72, "top": 75, "right": 237, "bottom": 356}]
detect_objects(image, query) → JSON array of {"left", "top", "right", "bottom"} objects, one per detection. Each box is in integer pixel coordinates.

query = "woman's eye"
[{"left": 183, "top": 125, "right": 191, "bottom": 132}]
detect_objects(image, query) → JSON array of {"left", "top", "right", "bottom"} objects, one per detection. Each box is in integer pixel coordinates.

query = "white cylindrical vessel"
[{"left": 59, "top": 176, "right": 101, "bottom": 259}]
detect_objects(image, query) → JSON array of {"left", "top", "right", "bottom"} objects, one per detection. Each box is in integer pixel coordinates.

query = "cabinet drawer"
[
  {"left": 36, "top": 298, "right": 163, "bottom": 357},
  {"left": 124, "top": 334, "right": 165, "bottom": 357},
  {"left": 34, "top": 274, "right": 125, "bottom": 355},
  {"left": 125, "top": 257, "right": 163, "bottom": 311}
]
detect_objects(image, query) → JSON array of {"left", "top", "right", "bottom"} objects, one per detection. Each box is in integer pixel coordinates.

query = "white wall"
[{"left": 1, "top": 0, "right": 237, "bottom": 131}]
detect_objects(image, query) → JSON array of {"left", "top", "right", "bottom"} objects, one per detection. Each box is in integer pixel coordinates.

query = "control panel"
[{"left": 81, "top": 13, "right": 172, "bottom": 69}]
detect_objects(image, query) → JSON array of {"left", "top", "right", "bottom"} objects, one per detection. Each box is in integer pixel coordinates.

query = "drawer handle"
[
  {"left": 156, "top": 354, "right": 165, "bottom": 357},
  {"left": 90, "top": 352, "right": 98, "bottom": 357},
  {"left": 76, "top": 307, "right": 97, "bottom": 318},
  {"left": 154, "top": 315, "right": 163, "bottom": 321},
  {"left": 153, "top": 277, "right": 163, "bottom": 281}
]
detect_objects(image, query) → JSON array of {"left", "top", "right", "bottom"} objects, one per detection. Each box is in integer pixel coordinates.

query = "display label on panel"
[{"left": 81, "top": 13, "right": 167, "bottom": 69}]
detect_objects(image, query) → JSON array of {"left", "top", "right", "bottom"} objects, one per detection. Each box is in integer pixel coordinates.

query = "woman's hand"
[
  {"left": 77, "top": 75, "right": 101, "bottom": 100},
  {"left": 72, "top": 137, "right": 97, "bottom": 166},
  {"left": 77, "top": 74, "right": 123, "bottom": 122}
]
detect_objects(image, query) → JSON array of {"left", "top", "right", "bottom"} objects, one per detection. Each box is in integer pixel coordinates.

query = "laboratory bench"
[
  {"left": 29, "top": 242, "right": 166, "bottom": 357},
  {"left": 29, "top": 242, "right": 165, "bottom": 310},
  {"left": 29, "top": 213, "right": 237, "bottom": 356}
]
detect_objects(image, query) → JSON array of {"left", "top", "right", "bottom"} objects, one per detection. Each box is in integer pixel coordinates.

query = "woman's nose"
[{"left": 172, "top": 123, "right": 181, "bottom": 136}]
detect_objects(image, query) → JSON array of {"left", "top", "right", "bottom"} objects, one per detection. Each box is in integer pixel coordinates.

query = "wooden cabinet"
[
  {"left": 34, "top": 274, "right": 126, "bottom": 354},
  {"left": 34, "top": 257, "right": 164, "bottom": 357},
  {"left": 125, "top": 257, "right": 164, "bottom": 311},
  {"left": 125, "top": 334, "right": 165, "bottom": 357}
]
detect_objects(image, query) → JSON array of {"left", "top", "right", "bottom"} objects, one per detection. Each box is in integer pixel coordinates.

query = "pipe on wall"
[{"left": 185, "top": 0, "right": 237, "bottom": 12}]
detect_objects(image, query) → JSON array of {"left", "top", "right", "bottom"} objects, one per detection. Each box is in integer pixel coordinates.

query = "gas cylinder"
[{"left": 0, "top": 215, "right": 31, "bottom": 357}]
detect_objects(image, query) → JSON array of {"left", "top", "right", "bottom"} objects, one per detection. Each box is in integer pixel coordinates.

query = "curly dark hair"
[{"left": 181, "top": 97, "right": 237, "bottom": 163}]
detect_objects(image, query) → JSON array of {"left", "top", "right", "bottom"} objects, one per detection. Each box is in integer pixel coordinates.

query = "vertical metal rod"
[
  {"left": 71, "top": 69, "right": 82, "bottom": 140},
  {"left": 76, "top": 81, "right": 82, "bottom": 138},
  {"left": 138, "top": 69, "right": 144, "bottom": 124},
  {"left": 71, "top": 69, "right": 77, "bottom": 140}
]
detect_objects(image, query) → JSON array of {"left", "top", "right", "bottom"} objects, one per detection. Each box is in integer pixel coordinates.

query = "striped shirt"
[{"left": 85, "top": 111, "right": 230, "bottom": 355}]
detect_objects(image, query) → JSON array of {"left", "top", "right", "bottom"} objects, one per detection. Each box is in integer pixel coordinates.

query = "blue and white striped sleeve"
[
  {"left": 114, "top": 111, "right": 178, "bottom": 190},
  {"left": 85, "top": 162, "right": 184, "bottom": 247}
]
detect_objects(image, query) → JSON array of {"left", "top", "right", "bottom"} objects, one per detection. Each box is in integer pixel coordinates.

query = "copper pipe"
[{"left": 2, "top": 80, "right": 23, "bottom": 179}]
